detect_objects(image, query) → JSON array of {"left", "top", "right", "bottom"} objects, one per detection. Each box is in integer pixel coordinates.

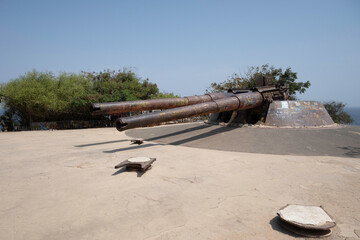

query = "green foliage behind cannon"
[
  {"left": 207, "top": 64, "right": 310, "bottom": 98},
  {"left": 323, "top": 101, "right": 354, "bottom": 124},
  {"left": 0, "top": 69, "right": 177, "bottom": 129}
]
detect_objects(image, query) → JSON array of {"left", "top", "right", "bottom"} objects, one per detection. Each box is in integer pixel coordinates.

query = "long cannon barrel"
[
  {"left": 115, "top": 91, "right": 264, "bottom": 131},
  {"left": 91, "top": 92, "right": 233, "bottom": 115}
]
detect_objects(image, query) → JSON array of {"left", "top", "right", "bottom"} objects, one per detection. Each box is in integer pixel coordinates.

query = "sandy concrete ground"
[{"left": 0, "top": 126, "right": 359, "bottom": 240}]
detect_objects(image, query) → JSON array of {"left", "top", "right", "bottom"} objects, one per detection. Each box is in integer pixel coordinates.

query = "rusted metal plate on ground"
[
  {"left": 131, "top": 139, "right": 144, "bottom": 145},
  {"left": 114, "top": 157, "right": 156, "bottom": 172},
  {"left": 265, "top": 101, "right": 334, "bottom": 127}
]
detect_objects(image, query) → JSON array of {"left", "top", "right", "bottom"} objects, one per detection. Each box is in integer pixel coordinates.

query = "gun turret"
[
  {"left": 115, "top": 90, "right": 264, "bottom": 131},
  {"left": 91, "top": 81, "right": 289, "bottom": 132}
]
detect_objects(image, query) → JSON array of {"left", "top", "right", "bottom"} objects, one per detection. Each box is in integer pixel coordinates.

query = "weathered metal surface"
[
  {"left": 235, "top": 92, "right": 264, "bottom": 110},
  {"left": 90, "top": 83, "right": 290, "bottom": 131},
  {"left": 255, "top": 75, "right": 274, "bottom": 87},
  {"left": 130, "top": 139, "right": 144, "bottom": 145},
  {"left": 91, "top": 92, "right": 233, "bottom": 115},
  {"left": 91, "top": 83, "right": 288, "bottom": 116},
  {"left": 277, "top": 205, "right": 336, "bottom": 230},
  {"left": 277, "top": 204, "right": 335, "bottom": 237},
  {"left": 265, "top": 101, "right": 334, "bottom": 127},
  {"left": 116, "top": 101, "right": 219, "bottom": 131},
  {"left": 115, "top": 92, "right": 264, "bottom": 131},
  {"left": 114, "top": 157, "right": 156, "bottom": 172}
]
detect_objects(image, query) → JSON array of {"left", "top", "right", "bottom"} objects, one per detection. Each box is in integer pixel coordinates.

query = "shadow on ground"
[
  {"left": 126, "top": 123, "right": 360, "bottom": 157},
  {"left": 75, "top": 139, "right": 129, "bottom": 147},
  {"left": 168, "top": 125, "right": 236, "bottom": 145},
  {"left": 103, "top": 143, "right": 163, "bottom": 153},
  {"left": 269, "top": 216, "right": 301, "bottom": 238},
  {"left": 338, "top": 146, "right": 360, "bottom": 157},
  {"left": 144, "top": 124, "right": 213, "bottom": 141},
  {"left": 112, "top": 167, "right": 147, "bottom": 178}
]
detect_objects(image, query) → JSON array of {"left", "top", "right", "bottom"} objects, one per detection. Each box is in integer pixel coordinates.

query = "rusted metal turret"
[{"left": 91, "top": 77, "right": 291, "bottom": 131}]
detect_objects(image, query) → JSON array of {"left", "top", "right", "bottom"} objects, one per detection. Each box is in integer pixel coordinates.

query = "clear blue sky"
[{"left": 1, "top": 0, "right": 359, "bottom": 106}]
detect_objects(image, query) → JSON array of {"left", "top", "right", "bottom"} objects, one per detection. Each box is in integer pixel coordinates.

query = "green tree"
[
  {"left": 0, "top": 70, "right": 57, "bottom": 126},
  {"left": 0, "top": 70, "right": 93, "bottom": 128},
  {"left": 83, "top": 69, "right": 160, "bottom": 102},
  {"left": 207, "top": 64, "right": 310, "bottom": 98},
  {"left": 56, "top": 73, "right": 94, "bottom": 119},
  {"left": 153, "top": 91, "right": 180, "bottom": 99},
  {"left": 0, "top": 69, "right": 179, "bottom": 129},
  {"left": 324, "top": 101, "right": 353, "bottom": 124}
]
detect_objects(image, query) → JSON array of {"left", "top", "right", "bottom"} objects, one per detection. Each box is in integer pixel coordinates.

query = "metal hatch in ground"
[
  {"left": 265, "top": 101, "right": 334, "bottom": 127},
  {"left": 114, "top": 157, "right": 156, "bottom": 172},
  {"left": 277, "top": 204, "right": 336, "bottom": 237}
]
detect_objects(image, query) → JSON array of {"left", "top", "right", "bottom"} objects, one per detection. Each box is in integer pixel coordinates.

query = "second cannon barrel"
[{"left": 115, "top": 91, "right": 264, "bottom": 131}]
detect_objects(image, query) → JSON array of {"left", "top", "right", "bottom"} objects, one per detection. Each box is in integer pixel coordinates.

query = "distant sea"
[{"left": 345, "top": 107, "right": 360, "bottom": 126}]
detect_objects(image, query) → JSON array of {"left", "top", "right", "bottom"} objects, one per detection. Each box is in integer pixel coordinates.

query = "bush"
[
  {"left": 324, "top": 101, "right": 353, "bottom": 124},
  {"left": 0, "top": 69, "right": 178, "bottom": 129},
  {"left": 207, "top": 64, "right": 310, "bottom": 99}
]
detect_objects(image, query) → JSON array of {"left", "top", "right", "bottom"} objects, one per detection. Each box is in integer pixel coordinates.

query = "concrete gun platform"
[
  {"left": 127, "top": 122, "right": 360, "bottom": 158},
  {"left": 0, "top": 125, "right": 360, "bottom": 239}
]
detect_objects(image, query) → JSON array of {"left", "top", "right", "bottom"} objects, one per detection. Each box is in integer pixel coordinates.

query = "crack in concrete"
[
  {"left": 142, "top": 223, "right": 187, "bottom": 240},
  {"left": 210, "top": 194, "right": 247, "bottom": 209}
]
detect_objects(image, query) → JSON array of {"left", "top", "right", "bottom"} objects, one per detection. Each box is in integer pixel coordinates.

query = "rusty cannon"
[
  {"left": 91, "top": 78, "right": 290, "bottom": 131},
  {"left": 90, "top": 91, "right": 233, "bottom": 115}
]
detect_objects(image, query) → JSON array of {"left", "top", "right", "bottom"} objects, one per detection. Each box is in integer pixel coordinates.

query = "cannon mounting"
[{"left": 91, "top": 78, "right": 290, "bottom": 131}]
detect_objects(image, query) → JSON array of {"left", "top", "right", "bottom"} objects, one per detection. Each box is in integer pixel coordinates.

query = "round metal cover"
[
  {"left": 277, "top": 204, "right": 336, "bottom": 230},
  {"left": 280, "top": 220, "right": 333, "bottom": 238},
  {"left": 127, "top": 157, "right": 152, "bottom": 163}
]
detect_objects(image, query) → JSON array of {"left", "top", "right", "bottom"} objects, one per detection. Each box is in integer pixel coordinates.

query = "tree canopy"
[
  {"left": 323, "top": 101, "right": 354, "bottom": 124},
  {"left": 0, "top": 69, "right": 178, "bottom": 129},
  {"left": 207, "top": 64, "right": 311, "bottom": 98},
  {"left": 83, "top": 70, "right": 160, "bottom": 102},
  {"left": 0, "top": 70, "right": 83, "bottom": 126}
]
